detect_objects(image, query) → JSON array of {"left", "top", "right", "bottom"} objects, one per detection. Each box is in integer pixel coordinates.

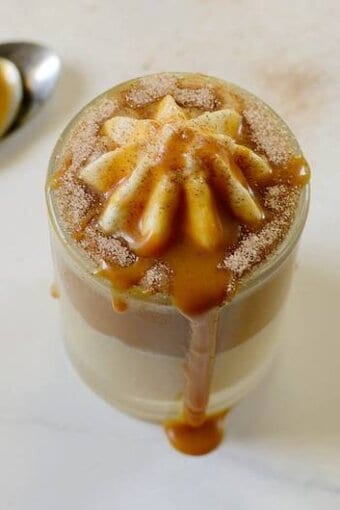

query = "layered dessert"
[{"left": 47, "top": 73, "right": 310, "bottom": 455}]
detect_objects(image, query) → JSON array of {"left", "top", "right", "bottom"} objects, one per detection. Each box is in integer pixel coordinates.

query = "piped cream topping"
[{"left": 79, "top": 95, "right": 271, "bottom": 257}]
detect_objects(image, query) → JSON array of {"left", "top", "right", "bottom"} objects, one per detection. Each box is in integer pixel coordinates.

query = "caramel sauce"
[
  {"left": 183, "top": 311, "right": 219, "bottom": 426},
  {"left": 285, "top": 155, "right": 310, "bottom": 186},
  {"left": 267, "top": 156, "right": 310, "bottom": 187},
  {"left": 163, "top": 240, "right": 234, "bottom": 315},
  {"left": 97, "top": 239, "right": 234, "bottom": 315},
  {"left": 98, "top": 258, "right": 153, "bottom": 291},
  {"left": 50, "top": 282, "right": 60, "bottom": 299},
  {"left": 96, "top": 128, "right": 241, "bottom": 316},
  {"left": 164, "top": 411, "right": 228, "bottom": 456},
  {"left": 98, "top": 198, "right": 238, "bottom": 316}
]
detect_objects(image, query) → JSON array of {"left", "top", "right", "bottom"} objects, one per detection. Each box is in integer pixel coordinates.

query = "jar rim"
[{"left": 46, "top": 72, "right": 310, "bottom": 310}]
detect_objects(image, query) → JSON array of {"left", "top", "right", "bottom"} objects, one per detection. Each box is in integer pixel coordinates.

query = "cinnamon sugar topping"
[
  {"left": 223, "top": 185, "right": 299, "bottom": 277},
  {"left": 65, "top": 98, "right": 117, "bottom": 170},
  {"left": 243, "top": 99, "right": 295, "bottom": 166},
  {"left": 173, "top": 87, "right": 216, "bottom": 110},
  {"left": 140, "top": 262, "right": 172, "bottom": 295},
  {"left": 125, "top": 74, "right": 216, "bottom": 110},
  {"left": 79, "top": 224, "right": 136, "bottom": 267},
  {"left": 54, "top": 172, "right": 96, "bottom": 229},
  {"left": 125, "top": 74, "right": 177, "bottom": 107}
]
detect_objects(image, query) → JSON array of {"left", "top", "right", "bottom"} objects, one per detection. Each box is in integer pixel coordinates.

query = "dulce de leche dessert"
[{"left": 46, "top": 73, "right": 310, "bottom": 455}]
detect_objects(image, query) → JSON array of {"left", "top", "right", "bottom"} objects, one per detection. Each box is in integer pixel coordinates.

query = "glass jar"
[{"left": 46, "top": 76, "right": 309, "bottom": 422}]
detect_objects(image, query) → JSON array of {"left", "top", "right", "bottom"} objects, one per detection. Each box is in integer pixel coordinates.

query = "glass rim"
[{"left": 46, "top": 72, "right": 310, "bottom": 310}]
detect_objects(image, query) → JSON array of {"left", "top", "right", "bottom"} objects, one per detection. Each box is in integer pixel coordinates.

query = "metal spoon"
[{"left": 0, "top": 41, "right": 61, "bottom": 136}]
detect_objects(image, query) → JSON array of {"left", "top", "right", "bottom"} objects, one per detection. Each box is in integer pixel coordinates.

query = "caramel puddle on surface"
[
  {"left": 164, "top": 410, "right": 228, "bottom": 456},
  {"left": 50, "top": 282, "right": 60, "bottom": 299}
]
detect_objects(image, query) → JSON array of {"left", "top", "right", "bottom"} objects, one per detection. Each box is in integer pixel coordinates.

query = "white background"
[{"left": 1, "top": 0, "right": 340, "bottom": 508}]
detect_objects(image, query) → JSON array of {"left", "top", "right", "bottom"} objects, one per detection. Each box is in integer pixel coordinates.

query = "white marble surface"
[{"left": 1, "top": 0, "right": 340, "bottom": 508}]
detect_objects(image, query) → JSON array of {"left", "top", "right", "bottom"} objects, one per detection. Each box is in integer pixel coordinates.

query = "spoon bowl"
[
  {"left": 0, "top": 41, "right": 61, "bottom": 135},
  {"left": 0, "top": 57, "right": 23, "bottom": 137}
]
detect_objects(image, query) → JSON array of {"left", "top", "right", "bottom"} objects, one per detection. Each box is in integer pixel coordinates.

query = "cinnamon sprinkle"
[
  {"left": 223, "top": 185, "right": 299, "bottom": 277},
  {"left": 54, "top": 173, "right": 97, "bottom": 229},
  {"left": 79, "top": 224, "right": 136, "bottom": 267},
  {"left": 140, "top": 262, "right": 172, "bottom": 294},
  {"left": 125, "top": 74, "right": 177, "bottom": 107},
  {"left": 125, "top": 74, "right": 217, "bottom": 110},
  {"left": 243, "top": 98, "right": 295, "bottom": 166},
  {"left": 65, "top": 98, "right": 118, "bottom": 171}
]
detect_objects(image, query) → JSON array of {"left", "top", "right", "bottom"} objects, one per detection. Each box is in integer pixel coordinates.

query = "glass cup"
[{"left": 46, "top": 77, "right": 309, "bottom": 422}]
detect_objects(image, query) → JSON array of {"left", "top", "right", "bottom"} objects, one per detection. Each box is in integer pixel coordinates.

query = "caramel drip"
[
  {"left": 50, "top": 282, "right": 60, "bottom": 299},
  {"left": 163, "top": 241, "right": 234, "bottom": 315},
  {"left": 97, "top": 225, "right": 237, "bottom": 316},
  {"left": 183, "top": 311, "right": 219, "bottom": 426},
  {"left": 97, "top": 258, "right": 153, "bottom": 291}
]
